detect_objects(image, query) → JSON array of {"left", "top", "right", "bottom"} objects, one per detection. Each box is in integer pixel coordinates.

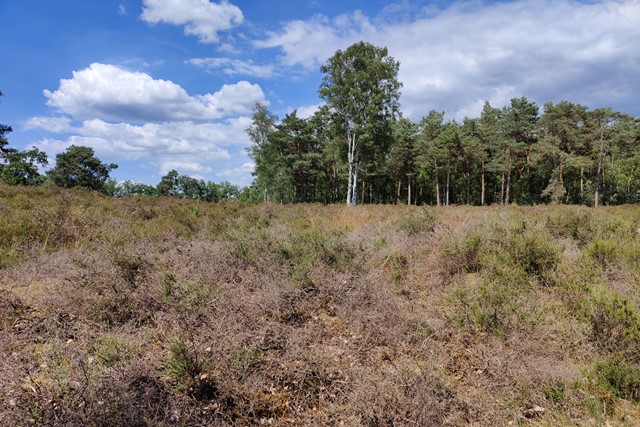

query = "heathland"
[{"left": 1, "top": 185, "right": 640, "bottom": 426}]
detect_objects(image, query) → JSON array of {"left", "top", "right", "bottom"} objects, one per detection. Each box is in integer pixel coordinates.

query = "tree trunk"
[
  {"left": 435, "top": 167, "right": 441, "bottom": 207},
  {"left": 446, "top": 168, "right": 450, "bottom": 206},
  {"left": 481, "top": 159, "right": 485, "bottom": 206},
  {"left": 526, "top": 146, "right": 532, "bottom": 198},
  {"left": 466, "top": 171, "right": 471, "bottom": 205},
  {"left": 407, "top": 175, "right": 411, "bottom": 206},
  {"left": 595, "top": 131, "right": 605, "bottom": 208},
  {"left": 580, "top": 166, "right": 584, "bottom": 204},
  {"left": 395, "top": 180, "right": 401, "bottom": 204},
  {"left": 360, "top": 171, "right": 365, "bottom": 205},
  {"left": 346, "top": 132, "right": 356, "bottom": 206},
  {"left": 505, "top": 148, "right": 512, "bottom": 205},
  {"left": 346, "top": 159, "right": 353, "bottom": 205},
  {"left": 352, "top": 158, "right": 359, "bottom": 205}
]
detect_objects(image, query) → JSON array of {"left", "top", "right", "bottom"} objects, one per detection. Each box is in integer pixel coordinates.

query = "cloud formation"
[
  {"left": 140, "top": 0, "right": 243, "bottom": 44},
  {"left": 257, "top": 0, "right": 640, "bottom": 119},
  {"left": 43, "top": 63, "right": 266, "bottom": 123},
  {"left": 32, "top": 117, "right": 254, "bottom": 182},
  {"left": 189, "top": 57, "right": 276, "bottom": 78},
  {"left": 253, "top": 11, "right": 374, "bottom": 69},
  {"left": 32, "top": 63, "right": 264, "bottom": 183}
]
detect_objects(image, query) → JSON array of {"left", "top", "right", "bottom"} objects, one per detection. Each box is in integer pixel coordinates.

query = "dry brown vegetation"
[{"left": 1, "top": 185, "right": 640, "bottom": 426}]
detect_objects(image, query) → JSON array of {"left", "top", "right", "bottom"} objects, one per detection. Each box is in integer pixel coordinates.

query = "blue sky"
[{"left": 1, "top": 0, "right": 639, "bottom": 186}]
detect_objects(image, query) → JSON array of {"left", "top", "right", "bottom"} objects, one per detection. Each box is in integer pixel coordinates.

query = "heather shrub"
[
  {"left": 446, "top": 275, "right": 536, "bottom": 335},
  {"left": 2, "top": 188, "right": 640, "bottom": 425},
  {"left": 591, "top": 358, "right": 640, "bottom": 403},
  {"left": 546, "top": 208, "right": 593, "bottom": 243},
  {"left": 440, "top": 230, "right": 483, "bottom": 275},
  {"left": 586, "top": 238, "right": 621, "bottom": 267},
  {"left": 502, "top": 230, "right": 561, "bottom": 280},
  {"left": 166, "top": 338, "right": 205, "bottom": 390},
  {"left": 589, "top": 286, "right": 640, "bottom": 359},
  {"left": 396, "top": 207, "right": 437, "bottom": 236},
  {"left": 93, "top": 335, "right": 136, "bottom": 368}
]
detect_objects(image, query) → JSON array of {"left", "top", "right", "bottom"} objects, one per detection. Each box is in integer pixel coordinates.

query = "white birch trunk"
[
  {"left": 346, "top": 132, "right": 355, "bottom": 205},
  {"left": 352, "top": 159, "right": 359, "bottom": 205}
]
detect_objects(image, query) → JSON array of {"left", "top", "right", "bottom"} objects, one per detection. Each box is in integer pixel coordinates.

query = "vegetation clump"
[{"left": 1, "top": 186, "right": 640, "bottom": 425}]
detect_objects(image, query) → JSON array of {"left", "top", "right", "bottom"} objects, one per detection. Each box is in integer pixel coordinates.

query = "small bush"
[
  {"left": 93, "top": 335, "right": 135, "bottom": 368},
  {"left": 382, "top": 252, "right": 409, "bottom": 284},
  {"left": 506, "top": 231, "right": 561, "bottom": 279},
  {"left": 166, "top": 338, "right": 204, "bottom": 389},
  {"left": 446, "top": 276, "right": 534, "bottom": 335},
  {"left": 589, "top": 286, "right": 640, "bottom": 358},
  {"left": 591, "top": 358, "right": 640, "bottom": 402},
  {"left": 0, "top": 247, "right": 21, "bottom": 269},
  {"left": 543, "top": 379, "right": 567, "bottom": 405},
  {"left": 546, "top": 208, "right": 593, "bottom": 243},
  {"left": 397, "top": 208, "right": 436, "bottom": 236},
  {"left": 586, "top": 239, "right": 621, "bottom": 267},
  {"left": 441, "top": 231, "right": 483, "bottom": 275}
]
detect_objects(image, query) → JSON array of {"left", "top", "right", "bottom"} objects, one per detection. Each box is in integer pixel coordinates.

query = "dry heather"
[{"left": 1, "top": 185, "right": 640, "bottom": 426}]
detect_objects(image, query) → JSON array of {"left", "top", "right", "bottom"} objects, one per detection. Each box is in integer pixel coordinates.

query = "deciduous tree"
[{"left": 319, "top": 42, "right": 401, "bottom": 205}]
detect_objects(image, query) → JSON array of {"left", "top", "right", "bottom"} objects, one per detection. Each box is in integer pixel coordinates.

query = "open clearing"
[{"left": 2, "top": 186, "right": 640, "bottom": 426}]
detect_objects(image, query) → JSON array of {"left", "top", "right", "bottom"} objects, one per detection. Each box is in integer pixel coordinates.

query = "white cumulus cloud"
[
  {"left": 43, "top": 63, "right": 267, "bottom": 122},
  {"left": 31, "top": 62, "right": 261, "bottom": 185},
  {"left": 160, "top": 161, "right": 214, "bottom": 176},
  {"left": 216, "top": 161, "right": 256, "bottom": 186},
  {"left": 141, "top": 0, "right": 243, "bottom": 44},
  {"left": 25, "top": 116, "right": 75, "bottom": 133},
  {"left": 292, "top": 103, "right": 323, "bottom": 119},
  {"left": 253, "top": 12, "right": 374, "bottom": 69}
]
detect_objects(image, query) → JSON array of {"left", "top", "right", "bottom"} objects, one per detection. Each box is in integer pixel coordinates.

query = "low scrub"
[{"left": 1, "top": 186, "right": 640, "bottom": 425}]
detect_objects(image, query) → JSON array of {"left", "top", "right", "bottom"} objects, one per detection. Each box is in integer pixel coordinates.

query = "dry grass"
[{"left": 1, "top": 185, "right": 640, "bottom": 425}]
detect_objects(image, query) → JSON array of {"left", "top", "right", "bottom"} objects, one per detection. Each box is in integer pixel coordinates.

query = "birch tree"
[{"left": 319, "top": 42, "right": 401, "bottom": 206}]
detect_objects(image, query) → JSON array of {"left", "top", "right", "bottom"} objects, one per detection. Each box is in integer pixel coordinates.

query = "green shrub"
[
  {"left": 446, "top": 276, "right": 535, "bottom": 335},
  {"left": 0, "top": 247, "right": 21, "bottom": 269},
  {"left": 543, "top": 379, "right": 567, "bottom": 405},
  {"left": 585, "top": 239, "right": 621, "bottom": 267},
  {"left": 622, "top": 239, "right": 640, "bottom": 271},
  {"left": 166, "top": 338, "right": 204, "bottom": 388},
  {"left": 546, "top": 208, "right": 593, "bottom": 244},
  {"left": 231, "top": 346, "right": 263, "bottom": 375},
  {"left": 93, "top": 335, "right": 134, "bottom": 368},
  {"left": 591, "top": 358, "right": 640, "bottom": 402},
  {"left": 504, "top": 231, "right": 561, "bottom": 279},
  {"left": 440, "top": 231, "right": 483, "bottom": 275},
  {"left": 589, "top": 286, "right": 640, "bottom": 358},
  {"left": 397, "top": 209, "right": 436, "bottom": 236},
  {"left": 161, "top": 271, "right": 177, "bottom": 299}
]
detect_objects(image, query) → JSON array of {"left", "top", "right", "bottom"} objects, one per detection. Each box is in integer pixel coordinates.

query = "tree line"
[
  {"left": 2, "top": 41, "right": 639, "bottom": 206},
  {"left": 245, "top": 42, "right": 640, "bottom": 206}
]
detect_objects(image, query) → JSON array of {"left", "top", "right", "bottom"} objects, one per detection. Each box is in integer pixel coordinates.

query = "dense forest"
[
  {"left": 2, "top": 42, "right": 639, "bottom": 206},
  {"left": 246, "top": 42, "right": 640, "bottom": 207}
]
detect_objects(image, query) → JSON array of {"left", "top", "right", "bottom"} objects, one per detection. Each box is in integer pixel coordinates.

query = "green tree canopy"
[
  {"left": 1, "top": 147, "right": 48, "bottom": 186},
  {"left": 319, "top": 41, "right": 402, "bottom": 205},
  {"left": 47, "top": 145, "right": 118, "bottom": 192}
]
